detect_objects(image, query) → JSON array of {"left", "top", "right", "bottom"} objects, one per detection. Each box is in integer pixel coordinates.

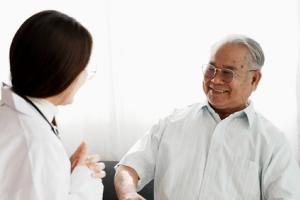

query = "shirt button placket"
[{"left": 198, "top": 122, "right": 224, "bottom": 200}]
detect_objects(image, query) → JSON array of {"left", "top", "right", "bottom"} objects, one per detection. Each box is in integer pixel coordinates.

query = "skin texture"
[
  {"left": 203, "top": 43, "right": 261, "bottom": 119},
  {"left": 115, "top": 165, "right": 145, "bottom": 200},
  {"left": 70, "top": 142, "right": 106, "bottom": 179}
]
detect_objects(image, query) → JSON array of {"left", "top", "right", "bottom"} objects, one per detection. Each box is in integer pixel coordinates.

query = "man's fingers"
[{"left": 122, "top": 192, "right": 146, "bottom": 200}]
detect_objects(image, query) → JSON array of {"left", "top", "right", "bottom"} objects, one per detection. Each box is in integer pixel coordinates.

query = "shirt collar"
[
  {"left": 201, "top": 101, "right": 222, "bottom": 122},
  {"left": 200, "top": 100, "right": 255, "bottom": 127},
  {"left": 1, "top": 84, "right": 58, "bottom": 122},
  {"left": 242, "top": 101, "right": 255, "bottom": 128}
]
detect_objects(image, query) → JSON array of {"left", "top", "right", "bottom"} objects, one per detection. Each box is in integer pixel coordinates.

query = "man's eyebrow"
[
  {"left": 223, "top": 65, "right": 238, "bottom": 70},
  {"left": 209, "top": 62, "right": 238, "bottom": 70},
  {"left": 209, "top": 61, "right": 238, "bottom": 71}
]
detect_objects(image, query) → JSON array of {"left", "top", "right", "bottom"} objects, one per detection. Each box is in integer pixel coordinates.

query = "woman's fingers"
[
  {"left": 69, "top": 143, "right": 106, "bottom": 178},
  {"left": 70, "top": 142, "right": 88, "bottom": 171},
  {"left": 88, "top": 161, "right": 106, "bottom": 179},
  {"left": 91, "top": 170, "right": 106, "bottom": 179},
  {"left": 86, "top": 154, "right": 100, "bottom": 164},
  {"left": 88, "top": 162, "right": 105, "bottom": 172}
]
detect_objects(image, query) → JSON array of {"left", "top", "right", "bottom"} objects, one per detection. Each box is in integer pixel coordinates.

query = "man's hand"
[
  {"left": 115, "top": 165, "right": 143, "bottom": 200},
  {"left": 119, "top": 192, "right": 146, "bottom": 200}
]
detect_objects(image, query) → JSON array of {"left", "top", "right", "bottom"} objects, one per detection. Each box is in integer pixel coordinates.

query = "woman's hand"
[
  {"left": 70, "top": 142, "right": 86, "bottom": 172},
  {"left": 70, "top": 142, "right": 106, "bottom": 179},
  {"left": 86, "top": 154, "right": 106, "bottom": 179}
]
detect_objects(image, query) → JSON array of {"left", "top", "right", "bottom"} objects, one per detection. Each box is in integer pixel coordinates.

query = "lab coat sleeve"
[
  {"left": 27, "top": 142, "right": 103, "bottom": 200},
  {"left": 117, "top": 116, "right": 170, "bottom": 191},
  {"left": 262, "top": 136, "right": 300, "bottom": 200},
  {"left": 70, "top": 166, "right": 103, "bottom": 200}
]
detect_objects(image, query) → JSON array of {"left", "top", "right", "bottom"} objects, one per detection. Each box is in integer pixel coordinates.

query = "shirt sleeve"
[
  {"left": 262, "top": 136, "right": 300, "bottom": 200},
  {"left": 117, "top": 117, "right": 169, "bottom": 191}
]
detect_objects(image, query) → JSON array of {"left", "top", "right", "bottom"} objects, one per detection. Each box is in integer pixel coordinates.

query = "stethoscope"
[{"left": 22, "top": 95, "right": 60, "bottom": 138}]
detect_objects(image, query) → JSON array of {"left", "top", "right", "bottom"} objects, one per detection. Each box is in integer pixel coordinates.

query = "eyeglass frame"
[
  {"left": 201, "top": 63, "right": 258, "bottom": 83},
  {"left": 85, "top": 64, "right": 97, "bottom": 80}
]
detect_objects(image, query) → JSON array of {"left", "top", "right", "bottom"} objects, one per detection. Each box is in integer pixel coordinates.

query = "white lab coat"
[{"left": 0, "top": 86, "right": 103, "bottom": 200}]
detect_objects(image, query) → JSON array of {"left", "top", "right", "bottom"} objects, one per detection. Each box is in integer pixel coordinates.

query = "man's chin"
[{"left": 208, "top": 100, "right": 227, "bottom": 110}]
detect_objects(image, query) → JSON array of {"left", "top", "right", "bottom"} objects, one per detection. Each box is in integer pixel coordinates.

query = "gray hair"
[{"left": 212, "top": 34, "right": 265, "bottom": 69}]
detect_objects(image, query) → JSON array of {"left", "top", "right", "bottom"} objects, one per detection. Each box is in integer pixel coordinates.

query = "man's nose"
[{"left": 210, "top": 70, "right": 224, "bottom": 84}]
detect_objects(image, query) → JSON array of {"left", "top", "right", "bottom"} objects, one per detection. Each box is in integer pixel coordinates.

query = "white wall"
[{"left": 0, "top": 0, "right": 299, "bottom": 161}]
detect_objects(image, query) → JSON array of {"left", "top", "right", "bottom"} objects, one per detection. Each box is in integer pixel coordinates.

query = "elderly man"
[{"left": 114, "top": 35, "right": 300, "bottom": 200}]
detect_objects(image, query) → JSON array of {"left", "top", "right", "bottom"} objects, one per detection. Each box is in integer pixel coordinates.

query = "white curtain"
[
  {"left": 0, "top": 0, "right": 299, "bottom": 162},
  {"left": 297, "top": 0, "right": 300, "bottom": 164}
]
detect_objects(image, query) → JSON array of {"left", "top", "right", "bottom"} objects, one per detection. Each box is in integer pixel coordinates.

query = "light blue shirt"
[{"left": 118, "top": 101, "right": 300, "bottom": 200}]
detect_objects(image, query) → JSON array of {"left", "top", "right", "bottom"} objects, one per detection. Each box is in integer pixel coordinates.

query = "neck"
[
  {"left": 46, "top": 94, "right": 64, "bottom": 106},
  {"left": 211, "top": 102, "right": 249, "bottom": 120}
]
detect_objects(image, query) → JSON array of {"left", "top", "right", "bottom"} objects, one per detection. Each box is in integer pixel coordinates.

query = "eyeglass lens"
[{"left": 203, "top": 65, "right": 234, "bottom": 83}]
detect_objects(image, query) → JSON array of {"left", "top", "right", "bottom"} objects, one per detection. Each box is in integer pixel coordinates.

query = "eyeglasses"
[
  {"left": 86, "top": 65, "right": 97, "bottom": 80},
  {"left": 202, "top": 64, "right": 257, "bottom": 83}
]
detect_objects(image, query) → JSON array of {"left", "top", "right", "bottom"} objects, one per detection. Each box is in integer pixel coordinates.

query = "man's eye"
[
  {"left": 208, "top": 68, "right": 215, "bottom": 72},
  {"left": 222, "top": 70, "right": 233, "bottom": 75}
]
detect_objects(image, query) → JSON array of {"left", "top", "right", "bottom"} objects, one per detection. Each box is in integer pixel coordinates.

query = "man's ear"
[{"left": 251, "top": 70, "right": 262, "bottom": 91}]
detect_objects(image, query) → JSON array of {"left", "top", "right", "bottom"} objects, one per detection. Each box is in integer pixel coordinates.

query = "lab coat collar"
[
  {"left": 27, "top": 97, "right": 58, "bottom": 123},
  {"left": 1, "top": 84, "right": 58, "bottom": 122}
]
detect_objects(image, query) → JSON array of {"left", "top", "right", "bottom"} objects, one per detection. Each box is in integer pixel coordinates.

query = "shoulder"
[
  {"left": 0, "top": 106, "right": 34, "bottom": 191},
  {"left": 252, "top": 112, "right": 292, "bottom": 160},
  {"left": 166, "top": 102, "right": 204, "bottom": 122},
  {"left": 144, "top": 103, "right": 204, "bottom": 138},
  {"left": 0, "top": 105, "right": 28, "bottom": 150},
  {"left": 0, "top": 104, "right": 26, "bottom": 140},
  {"left": 253, "top": 112, "right": 285, "bottom": 142},
  {"left": 0, "top": 104, "right": 68, "bottom": 195},
  {"left": 0, "top": 104, "right": 62, "bottom": 155}
]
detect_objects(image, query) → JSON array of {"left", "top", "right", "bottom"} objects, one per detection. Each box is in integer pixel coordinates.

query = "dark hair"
[{"left": 10, "top": 10, "right": 93, "bottom": 97}]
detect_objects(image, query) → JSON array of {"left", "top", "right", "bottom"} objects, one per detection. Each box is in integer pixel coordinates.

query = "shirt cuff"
[{"left": 116, "top": 158, "right": 152, "bottom": 191}]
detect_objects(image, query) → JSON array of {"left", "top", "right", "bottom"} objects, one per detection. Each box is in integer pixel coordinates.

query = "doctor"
[{"left": 0, "top": 10, "right": 105, "bottom": 200}]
